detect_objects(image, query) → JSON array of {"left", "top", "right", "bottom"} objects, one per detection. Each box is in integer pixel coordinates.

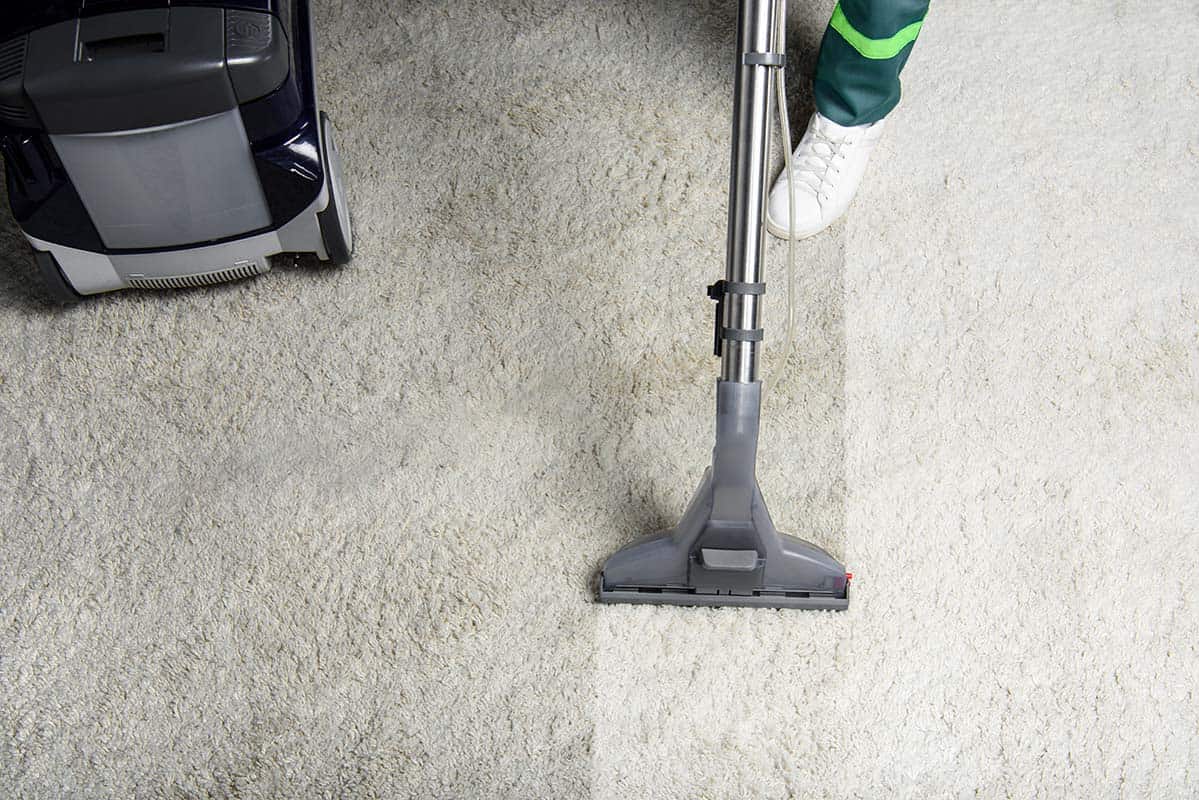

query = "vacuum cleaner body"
[{"left": 0, "top": 0, "right": 352, "bottom": 300}]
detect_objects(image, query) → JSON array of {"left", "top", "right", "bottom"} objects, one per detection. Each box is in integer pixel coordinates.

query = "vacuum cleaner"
[
  {"left": 0, "top": 0, "right": 352, "bottom": 301},
  {"left": 598, "top": 0, "right": 850, "bottom": 609}
]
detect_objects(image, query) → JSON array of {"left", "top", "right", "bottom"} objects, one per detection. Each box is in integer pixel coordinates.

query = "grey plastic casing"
[
  {"left": 21, "top": 8, "right": 289, "bottom": 134},
  {"left": 51, "top": 109, "right": 273, "bottom": 250},
  {"left": 25, "top": 181, "right": 328, "bottom": 294}
]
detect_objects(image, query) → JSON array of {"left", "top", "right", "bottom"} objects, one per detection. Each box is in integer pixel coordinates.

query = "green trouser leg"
[{"left": 812, "top": 0, "right": 930, "bottom": 127}]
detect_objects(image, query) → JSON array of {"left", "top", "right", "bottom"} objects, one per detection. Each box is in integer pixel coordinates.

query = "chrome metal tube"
[{"left": 721, "top": 0, "right": 781, "bottom": 383}]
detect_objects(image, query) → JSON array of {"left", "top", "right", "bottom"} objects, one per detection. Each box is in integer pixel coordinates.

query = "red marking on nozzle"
[{"left": 845, "top": 572, "right": 853, "bottom": 581}]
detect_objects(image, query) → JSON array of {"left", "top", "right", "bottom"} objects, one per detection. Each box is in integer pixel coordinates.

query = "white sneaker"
[{"left": 766, "top": 112, "right": 885, "bottom": 240}]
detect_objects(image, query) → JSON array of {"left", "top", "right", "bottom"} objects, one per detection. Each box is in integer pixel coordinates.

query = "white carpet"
[{"left": 2, "top": 1, "right": 1196, "bottom": 797}]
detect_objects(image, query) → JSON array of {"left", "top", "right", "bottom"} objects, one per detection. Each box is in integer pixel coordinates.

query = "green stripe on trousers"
[{"left": 813, "top": 0, "right": 930, "bottom": 127}]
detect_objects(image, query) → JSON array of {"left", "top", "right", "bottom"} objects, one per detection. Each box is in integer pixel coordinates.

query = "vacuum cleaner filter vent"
[
  {"left": 126, "top": 260, "right": 264, "bottom": 290},
  {"left": 0, "top": 38, "right": 33, "bottom": 126},
  {"left": 0, "top": 37, "right": 25, "bottom": 81}
]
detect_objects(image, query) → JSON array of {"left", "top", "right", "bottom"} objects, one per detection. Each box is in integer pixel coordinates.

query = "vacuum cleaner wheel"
[
  {"left": 317, "top": 112, "right": 353, "bottom": 265},
  {"left": 33, "top": 250, "right": 81, "bottom": 304}
]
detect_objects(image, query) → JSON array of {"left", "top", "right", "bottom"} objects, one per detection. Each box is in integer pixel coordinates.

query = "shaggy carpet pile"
[{"left": 1, "top": 1, "right": 1195, "bottom": 797}]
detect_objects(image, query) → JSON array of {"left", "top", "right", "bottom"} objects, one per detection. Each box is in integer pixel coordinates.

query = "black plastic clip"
[
  {"left": 707, "top": 280, "right": 766, "bottom": 357},
  {"left": 707, "top": 281, "right": 725, "bottom": 357},
  {"left": 742, "top": 52, "right": 786, "bottom": 68}
]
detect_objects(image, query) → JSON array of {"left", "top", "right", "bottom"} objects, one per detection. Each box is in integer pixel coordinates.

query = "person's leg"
[
  {"left": 813, "top": 0, "right": 930, "bottom": 127},
  {"left": 766, "top": 0, "right": 929, "bottom": 239}
]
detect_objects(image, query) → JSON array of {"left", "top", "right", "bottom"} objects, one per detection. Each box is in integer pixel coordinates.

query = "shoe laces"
[{"left": 792, "top": 127, "right": 852, "bottom": 200}]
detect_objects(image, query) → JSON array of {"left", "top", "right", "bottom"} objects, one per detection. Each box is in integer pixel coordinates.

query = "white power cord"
[{"left": 763, "top": 0, "right": 798, "bottom": 401}]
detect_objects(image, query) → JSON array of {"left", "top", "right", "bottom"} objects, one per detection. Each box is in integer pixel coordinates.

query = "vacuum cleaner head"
[
  {"left": 599, "top": 381, "right": 850, "bottom": 610},
  {"left": 0, "top": 0, "right": 353, "bottom": 301}
]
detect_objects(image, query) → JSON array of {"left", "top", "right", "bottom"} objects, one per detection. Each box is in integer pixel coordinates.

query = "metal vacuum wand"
[
  {"left": 721, "top": 0, "right": 777, "bottom": 384},
  {"left": 597, "top": 0, "right": 851, "bottom": 609}
]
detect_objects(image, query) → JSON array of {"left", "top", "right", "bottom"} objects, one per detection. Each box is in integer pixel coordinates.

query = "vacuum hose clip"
[
  {"left": 707, "top": 280, "right": 765, "bottom": 357},
  {"left": 741, "top": 52, "right": 786, "bottom": 68}
]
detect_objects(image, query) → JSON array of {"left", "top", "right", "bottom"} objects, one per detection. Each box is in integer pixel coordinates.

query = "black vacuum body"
[{"left": 0, "top": 0, "right": 352, "bottom": 300}]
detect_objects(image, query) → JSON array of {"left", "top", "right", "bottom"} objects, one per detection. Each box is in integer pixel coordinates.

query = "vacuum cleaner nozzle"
[{"left": 598, "top": 381, "right": 849, "bottom": 610}]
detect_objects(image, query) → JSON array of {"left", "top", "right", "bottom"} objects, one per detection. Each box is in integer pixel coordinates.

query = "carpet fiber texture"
[{"left": 1, "top": 1, "right": 1196, "bottom": 797}]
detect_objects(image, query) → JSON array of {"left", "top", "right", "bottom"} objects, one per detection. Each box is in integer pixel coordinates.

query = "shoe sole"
[{"left": 765, "top": 214, "right": 827, "bottom": 241}]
